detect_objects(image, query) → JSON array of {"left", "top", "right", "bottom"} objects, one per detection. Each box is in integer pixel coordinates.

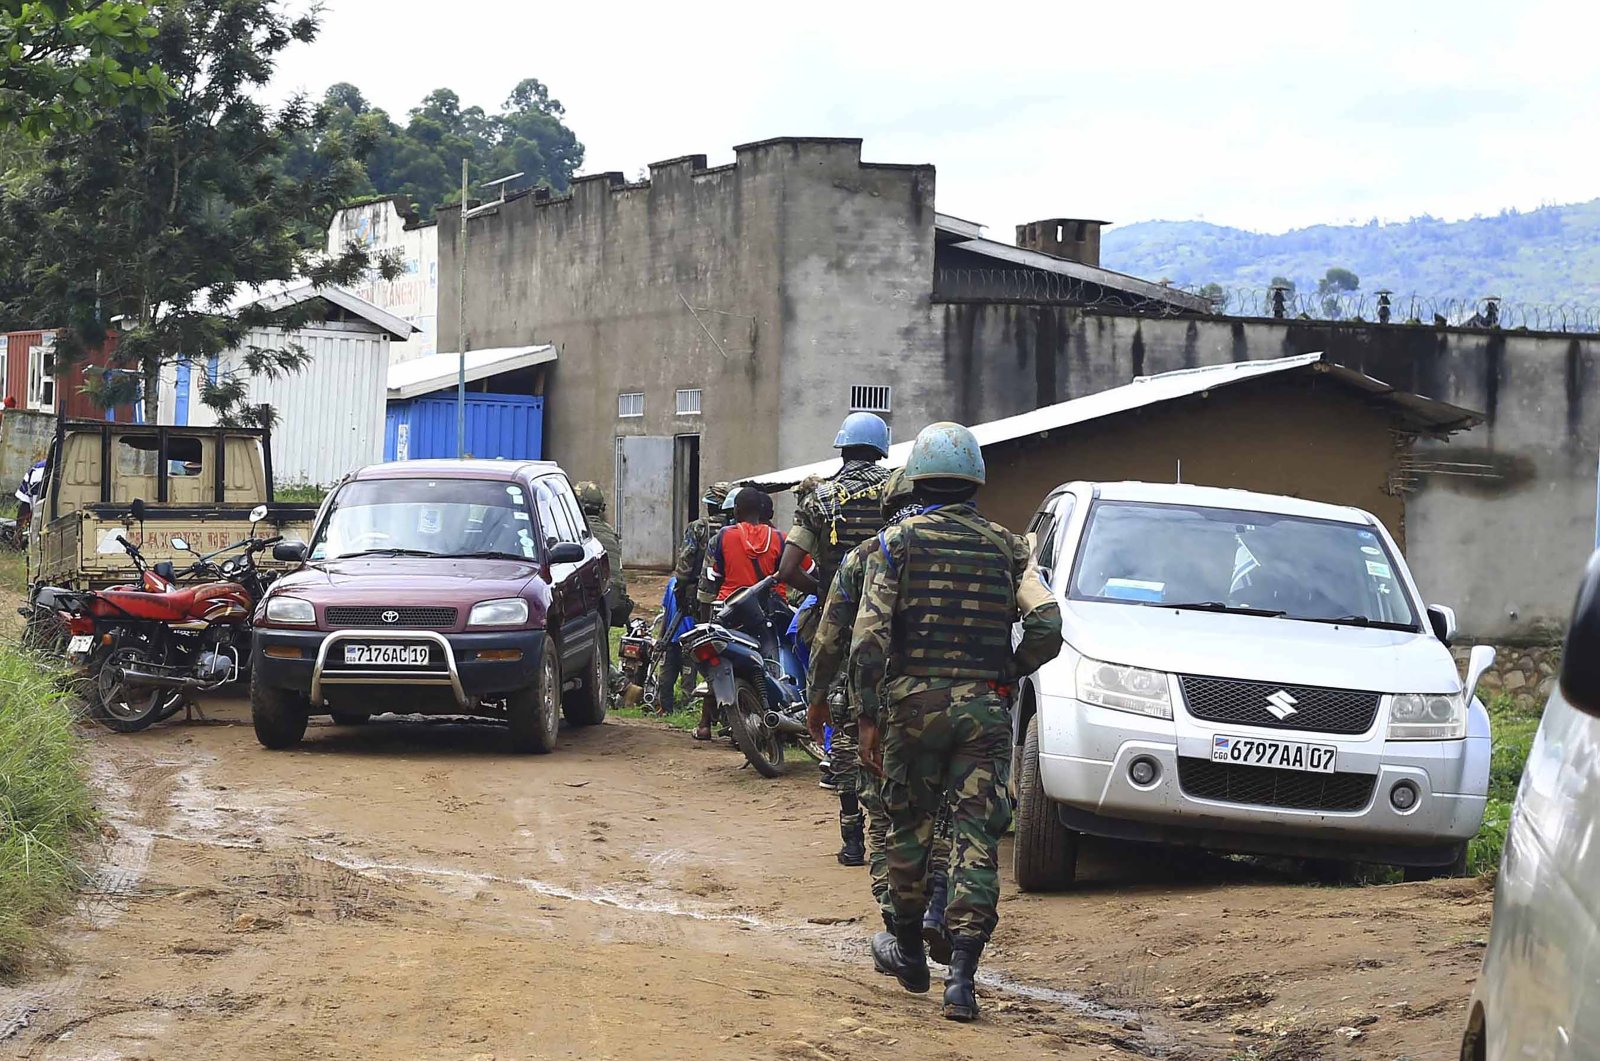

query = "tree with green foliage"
[
  {"left": 1269, "top": 275, "right": 1296, "bottom": 295},
  {"left": 1197, "top": 282, "right": 1229, "bottom": 312},
  {"left": 1317, "top": 267, "right": 1360, "bottom": 295},
  {"left": 0, "top": 0, "right": 397, "bottom": 426},
  {"left": 0, "top": 0, "right": 170, "bottom": 135},
  {"left": 284, "top": 78, "right": 584, "bottom": 219}
]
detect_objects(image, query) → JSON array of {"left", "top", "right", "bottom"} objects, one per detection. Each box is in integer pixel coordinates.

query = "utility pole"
[
  {"left": 453, "top": 165, "right": 523, "bottom": 460},
  {"left": 456, "top": 158, "right": 469, "bottom": 458}
]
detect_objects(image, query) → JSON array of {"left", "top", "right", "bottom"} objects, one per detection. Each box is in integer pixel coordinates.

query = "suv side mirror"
[
  {"left": 1427, "top": 604, "right": 1457, "bottom": 645},
  {"left": 272, "top": 540, "right": 309, "bottom": 563},
  {"left": 1560, "top": 551, "right": 1600, "bottom": 717},
  {"left": 548, "top": 542, "right": 586, "bottom": 564}
]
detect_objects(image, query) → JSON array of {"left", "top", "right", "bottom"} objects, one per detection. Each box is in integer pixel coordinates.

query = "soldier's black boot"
[
  {"left": 870, "top": 918, "right": 930, "bottom": 993},
  {"left": 942, "top": 937, "right": 983, "bottom": 1021},
  {"left": 921, "top": 871, "right": 951, "bottom": 965},
  {"left": 836, "top": 793, "right": 865, "bottom": 866}
]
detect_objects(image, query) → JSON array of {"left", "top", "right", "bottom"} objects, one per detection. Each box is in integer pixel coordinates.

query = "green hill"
[{"left": 1100, "top": 199, "right": 1600, "bottom": 313}]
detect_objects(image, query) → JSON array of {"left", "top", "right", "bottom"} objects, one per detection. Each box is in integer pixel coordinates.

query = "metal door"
[{"left": 617, "top": 435, "right": 674, "bottom": 568}]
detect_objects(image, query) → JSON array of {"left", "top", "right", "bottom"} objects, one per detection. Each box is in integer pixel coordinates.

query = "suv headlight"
[
  {"left": 264, "top": 596, "right": 315, "bottom": 624},
  {"left": 1388, "top": 693, "right": 1467, "bottom": 740},
  {"left": 468, "top": 598, "right": 529, "bottom": 627},
  {"left": 1076, "top": 657, "right": 1172, "bottom": 719}
]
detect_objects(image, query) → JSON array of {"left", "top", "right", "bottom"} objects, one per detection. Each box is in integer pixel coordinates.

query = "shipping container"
[
  {"left": 384, "top": 393, "right": 543, "bottom": 462},
  {"left": 0, "top": 329, "right": 136, "bottom": 422}
]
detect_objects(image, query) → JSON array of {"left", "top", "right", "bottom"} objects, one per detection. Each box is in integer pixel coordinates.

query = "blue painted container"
[{"left": 384, "top": 393, "right": 544, "bottom": 462}]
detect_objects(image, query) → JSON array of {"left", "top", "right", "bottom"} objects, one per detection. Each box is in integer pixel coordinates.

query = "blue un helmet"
[
  {"left": 833, "top": 412, "right": 890, "bottom": 458},
  {"left": 903, "top": 422, "right": 986, "bottom": 485}
]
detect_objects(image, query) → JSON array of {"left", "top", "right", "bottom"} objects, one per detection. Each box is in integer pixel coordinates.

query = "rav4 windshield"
[
  {"left": 311, "top": 479, "right": 537, "bottom": 561},
  {"left": 1068, "top": 500, "right": 1418, "bottom": 629}
]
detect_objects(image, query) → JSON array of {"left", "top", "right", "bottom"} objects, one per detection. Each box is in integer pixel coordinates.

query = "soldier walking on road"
[
  {"left": 576, "top": 482, "right": 633, "bottom": 628},
  {"left": 849, "top": 422, "right": 1063, "bottom": 1022},
  {"left": 806, "top": 469, "right": 957, "bottom": 957},
  {"left": 657, "top": 481, "right": 732, "bottom": 711},
  {"left": 778, "top": 412, "right": 891, "bottom": 866}
]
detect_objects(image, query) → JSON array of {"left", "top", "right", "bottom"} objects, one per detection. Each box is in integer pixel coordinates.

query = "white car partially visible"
[{"left": 1012, "top": 481, "right": 1495, "bottom": 889}]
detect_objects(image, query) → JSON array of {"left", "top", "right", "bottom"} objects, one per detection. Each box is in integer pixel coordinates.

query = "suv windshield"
[
  {"left": 1068, "top": 500, "right": 1417, "bottom": 629},
  {"left": 311, "top": 478, "right": 537, "bottom": 561}
]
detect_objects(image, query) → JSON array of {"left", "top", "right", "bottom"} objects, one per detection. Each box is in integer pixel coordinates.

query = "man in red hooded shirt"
[{"left": 699, "top": 486, "right": 785, "bottom": 603}]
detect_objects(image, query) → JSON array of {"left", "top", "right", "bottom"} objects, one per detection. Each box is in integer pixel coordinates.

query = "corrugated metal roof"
[
  {"left": 387, "top": 345, "right": 558, "bottom": 401},
  {"left": 188, "top": 280, "right": 418, "bottom": 340},
  {"left": 742, "top": 353, "right": 1483, "bottom": 488}
]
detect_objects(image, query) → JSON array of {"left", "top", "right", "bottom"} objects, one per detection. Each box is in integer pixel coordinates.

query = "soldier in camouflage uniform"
[
  {"left": 850, "top": 422, "right": 1063, "bottom": 1022},
  {"left": 806, "top": 469, "right": 956, "bottom": 958},
  {"left": 778, "top": 412, "right": 891, "bottom": 866},
  {"left": 575, "top": 482, "right": 633, "bottom": 628},
  {"left": 657, "top": 481, "right": 732, "bottom": 712}
]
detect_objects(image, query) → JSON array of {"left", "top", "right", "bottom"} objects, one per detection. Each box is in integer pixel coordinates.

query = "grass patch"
[
  {"left": 1469, "top": 692, "right": 1544, "bottom": 875},
  {"left": 0, "top": 549, "right": 26, "bottom": 597},
  {"left": 276, "top": 483, "right": 329, "bottom": 505},
  {"left": 0, "top": 644, "right": 95, "bottom": 979}
]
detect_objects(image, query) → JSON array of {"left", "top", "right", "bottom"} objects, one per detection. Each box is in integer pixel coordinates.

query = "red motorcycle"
[{"left": 65, "top": 504, "right": 280, "bottom": 732}]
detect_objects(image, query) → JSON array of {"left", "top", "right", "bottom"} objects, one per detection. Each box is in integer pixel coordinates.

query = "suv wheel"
[
  {"left": 509, "top": 641, "right": 561, "bottom": 753},
  {"left": 1013, "top": 713, "right": 1079, "bottom": 892},
  {"left": 252, "top": 680, "right": 309, "bottom": 749},
  {"left": 563, "top": 625, "right": 608, "bottom": 727}
]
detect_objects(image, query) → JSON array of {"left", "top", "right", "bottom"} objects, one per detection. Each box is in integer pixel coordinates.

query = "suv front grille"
[
  {"left": 1177, "top": 758, "right": 1375, "bottom": 812},
  {"left": 1178, "top": 675, "right": 1380, "bottom": 735},
  {"left": 324, "top": 606, "right": 459, "bottom": 629}
]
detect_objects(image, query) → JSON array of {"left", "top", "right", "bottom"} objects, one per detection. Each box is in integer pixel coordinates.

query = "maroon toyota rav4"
[{"left": 250, "top": 460, "right": 611, "bottom": 753}]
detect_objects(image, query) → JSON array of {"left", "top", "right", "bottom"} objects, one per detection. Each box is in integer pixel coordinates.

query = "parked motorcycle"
[
  {"left": 617, "top": 614, "right": 656, "bottom": 705},
  {"left": 681, "top": 573, "right": 824, "bottom": 777},
  {"left": 65, "top": 503, "right": 281, "bottom": 732}
]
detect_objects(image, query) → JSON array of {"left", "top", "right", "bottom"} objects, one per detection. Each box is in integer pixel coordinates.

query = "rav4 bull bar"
[{"left": 310, "top": 629, "right": 468, "bottom": 710}]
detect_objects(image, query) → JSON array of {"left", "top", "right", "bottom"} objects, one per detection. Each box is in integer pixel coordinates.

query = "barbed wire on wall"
[{"left": 930, "top": 268, "right": 1600, "bottom": 334}]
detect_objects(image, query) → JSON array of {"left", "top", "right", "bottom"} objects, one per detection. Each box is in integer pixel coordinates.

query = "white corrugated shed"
[
  {"left": 155, "top": 282, "right": 415, "bottom": 487},
  {"left": 157, "top": 326, "right": 392, "bottom": 486}
]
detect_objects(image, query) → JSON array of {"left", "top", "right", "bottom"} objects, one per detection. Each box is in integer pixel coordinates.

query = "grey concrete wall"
[
  {"left": 437, "top": 138, "right": 947, "bottom": 560},
  {"left": 939, "top": 305, "right": 1599, "bottom": 640},
  {"left": 0, "top": 410, "right": 54, "bottom": 497}
]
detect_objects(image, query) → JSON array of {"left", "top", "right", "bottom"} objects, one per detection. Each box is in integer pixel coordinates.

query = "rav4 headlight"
[
  {"left": 264, "top": 596, "right": 315, "bottom": 625},
  {"left": 468, "top": 598, "right": 529, "bottom": 627},
  {"left": 1076, "top": 657, "right": 1173, "bottom": 719},
  {"left": 1388, "top": 692, "right": 1467, "bottom": 740}
]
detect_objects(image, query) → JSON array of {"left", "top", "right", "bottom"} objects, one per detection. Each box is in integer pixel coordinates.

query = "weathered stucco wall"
[
  {"left": 977, "top": 378, "right": 1406, "bottom": 539},
  {"left": 941, "top": 305, "right": 1598, "bottom": 639}
]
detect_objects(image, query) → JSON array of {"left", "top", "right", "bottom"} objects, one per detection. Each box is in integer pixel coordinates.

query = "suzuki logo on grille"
[
  {"left": 1264, "top": 689, "right": 1300, "bottom": 720},
  {"left": 380, "top": 610, "right": 400, "bottom": 624}
]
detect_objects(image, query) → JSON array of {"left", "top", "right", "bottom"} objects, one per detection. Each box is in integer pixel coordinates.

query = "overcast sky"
[{"left": 271, "top": 0, "right": 1599, "bottom": 236}]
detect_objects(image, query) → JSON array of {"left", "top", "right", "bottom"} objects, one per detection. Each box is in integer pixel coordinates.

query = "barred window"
[
  {"left": 850, "top": 385, "right": 891, "bottom": 413},
  {"left": 618, "top": 391, "right": 644, "bottom": 418},
  {"left": 675, "top": 388, "right": 702, "bottom": 416}
]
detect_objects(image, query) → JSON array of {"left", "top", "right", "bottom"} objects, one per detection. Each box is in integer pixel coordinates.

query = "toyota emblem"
[{"left": 380, "top": 610, "right": 400, "bottom": 624}]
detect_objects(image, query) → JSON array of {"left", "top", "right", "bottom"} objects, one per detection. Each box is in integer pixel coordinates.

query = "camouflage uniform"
[
  {"left": 788, "top": 461, "right": 889, "bottom": 841},
  {"left": 809, "top": 519, "right": 953, "bottom": 922},
  {"left": 850, "top": 503, "right": 1062, "bottom": 945},
  {"left": 574, "top": 482, "right": 632, "bottom": 627},
  {"left": 655, "top": 483, "right": 731, "bottom": 709}
]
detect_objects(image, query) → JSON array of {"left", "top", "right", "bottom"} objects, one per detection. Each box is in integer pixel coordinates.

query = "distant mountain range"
[{"left": 1099, "top": 199, "right": 1600, "bottom": 311}]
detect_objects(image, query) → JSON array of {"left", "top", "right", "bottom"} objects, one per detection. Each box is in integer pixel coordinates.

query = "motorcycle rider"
[
  {"left": 574, "top": 481, "right": 633, "bottom": 628},
  {"left": 850, "top": 422, "right": 1063, "bottom": 1021},
  {"left": 698, "top": 487, "right": 784, "bottom": 604},
  {"left": 777, "top": 411, "right": 890, "bottom": 867},
  {"left": 656, "top": 481, "right": 732, "bottom": 710}
]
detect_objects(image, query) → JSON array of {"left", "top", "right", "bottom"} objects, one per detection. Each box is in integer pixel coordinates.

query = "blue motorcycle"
[{"left": 681, "top": 574, "right": 823, "bottom": 777}]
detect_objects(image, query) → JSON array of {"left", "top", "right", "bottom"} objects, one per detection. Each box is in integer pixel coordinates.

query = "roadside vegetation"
[
  {"left": 0, "top": 644, "right": 94, "bottom": 978},
  {"left": 276, "top": 483, "right": 330, "bottom": 505},
  {"left": 1471, "top": 692, "right": 1544, "bottom": 875},
  {"left": 607, "top": 627, "right": 701, "bottom": 733}
]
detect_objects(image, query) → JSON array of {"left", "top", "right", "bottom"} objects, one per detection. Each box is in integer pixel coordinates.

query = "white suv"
[{"left": 1012, "top": 481, "right": 1495, "bottom": 889}]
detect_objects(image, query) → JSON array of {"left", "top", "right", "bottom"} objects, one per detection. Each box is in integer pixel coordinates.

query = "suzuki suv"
[
  {"left": 250, "top": 460, "right": 610, "bottom": 753},
  {"left": 1012, "top": 481, "right": 1495, "bottom": 888}
]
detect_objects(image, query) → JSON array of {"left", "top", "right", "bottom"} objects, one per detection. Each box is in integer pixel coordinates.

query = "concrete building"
[
  {"left": 750, "top": 353, "right": 1480, "bottom": 542},
  {"left": 437, "top": 137, "right": 1201, "bottom": 567},
  {"left": 438, "top": 135, "right": 1599, "bottom": 641},
  {"left": 327, "top": 198, "right": 440, "bottom": 362}
]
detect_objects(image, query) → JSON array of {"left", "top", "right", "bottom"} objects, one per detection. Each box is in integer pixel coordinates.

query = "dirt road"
[{"left": 0, "top": 703, "right": 1488, "bottom": 1060}]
